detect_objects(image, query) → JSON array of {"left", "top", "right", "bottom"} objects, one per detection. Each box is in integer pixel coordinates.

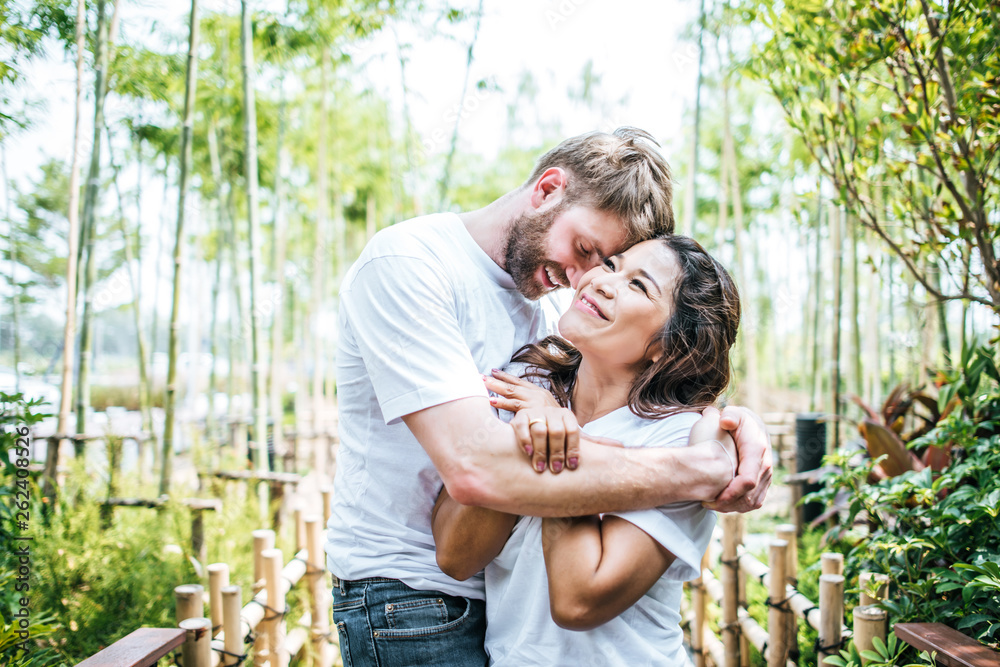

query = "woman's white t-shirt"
[{"left": 483, "top": 407, "right": 715, "bottom": 667}]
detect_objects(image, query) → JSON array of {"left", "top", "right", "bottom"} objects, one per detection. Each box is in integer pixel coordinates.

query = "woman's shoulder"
[{"left": 628, "top": 410, "right": 702, "bottom": 448}]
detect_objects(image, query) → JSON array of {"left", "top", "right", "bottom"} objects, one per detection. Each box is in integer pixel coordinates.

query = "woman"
[{"left": 432, "top": 235, "right": 741, "bottom": 666}]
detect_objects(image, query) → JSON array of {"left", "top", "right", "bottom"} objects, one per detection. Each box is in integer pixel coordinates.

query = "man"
[{"left": 326, "top": 127, "right": 772, "bottom": 666}]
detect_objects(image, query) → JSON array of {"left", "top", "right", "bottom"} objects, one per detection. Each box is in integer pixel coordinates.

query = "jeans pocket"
[
  {"left": 335, "top": 621, "right": 353, "bottom": 667},
  {"left": 384, "top": 597, "right": 449, "bottom": 630}
]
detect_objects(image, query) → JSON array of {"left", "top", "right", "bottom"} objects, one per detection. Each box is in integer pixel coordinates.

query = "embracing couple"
[{"left": 324, "top": 127, "right": 772, "bottom": 666}]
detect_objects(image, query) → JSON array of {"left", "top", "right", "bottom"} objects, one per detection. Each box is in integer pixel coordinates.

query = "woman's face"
[{"left": 558, "top": 239, "right": 680, "bottom": 370}]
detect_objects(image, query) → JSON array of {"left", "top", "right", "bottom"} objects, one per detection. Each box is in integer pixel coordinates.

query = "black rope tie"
[
  {"left": 720, "top": 556, "right": 739, "bottom": 568},
  {"left": 803, "top": 605, "right": 819, "bottom": 618},
  {"left": 212, "top": 646, "right": 249, "bottom": 665},
  {"left": 249, "top": 598, "right": 288, "bottom": 622},
  {"left": 293, "top": 554, "right": 327, "bottom": 575},
  {"left": 764, "top": 596, "right": 790, "bottom": 610},
  {"left": 815, "top": 636, "right": 847, "bottom": 654}
]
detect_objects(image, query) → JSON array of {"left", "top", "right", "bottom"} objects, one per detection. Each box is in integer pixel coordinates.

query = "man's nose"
[{"left": 566, "top": 265, "right": 583, "bottom": 289}]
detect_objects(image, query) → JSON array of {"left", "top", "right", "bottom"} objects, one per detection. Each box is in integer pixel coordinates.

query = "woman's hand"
[
  {"left": 509, "top": 406, "right": 622, "bottom": 474},
  {"left": 510, "top": 407, "right": 580, "bottom": 474},
  {"left": 484, "top": 368, "right": 561, "bottom": 413}
]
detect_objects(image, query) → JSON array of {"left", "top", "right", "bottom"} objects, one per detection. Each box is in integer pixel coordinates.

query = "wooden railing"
[{"left": 686, "top": 515, "right": 1000, "bottom": 666}]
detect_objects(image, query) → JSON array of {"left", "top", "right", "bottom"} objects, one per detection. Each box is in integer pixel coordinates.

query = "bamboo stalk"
[
  {"left": 294, "top": 505, "right": 305, "bottom": 553},
  {"left": 263, "top": 548, "right": 288, "bottom": 667},
  {"left": 767, "top": 540, "right": 789, "bottom": 667},
  {"left": 776, "top": 525, "right": 798, "bottom": 661},
  {"left": 736, "top": 518, "right": 750, "bottom": 667},
  {"left": 721, "top": 515, "right": 741, "bottom": 667},
  {"left": 821, "top": 553, "right": 843, "bottom": 576},
  {"left": 321, "top": 486, "right": 333, "bottom": 528},
  {"left": 208, "top": 564, "right": 229, "bottom": 636},
  {"left": 691, "top": 550, "right": 708, "bottom": 667},
  {"left": 853, "top": 605, "right": 887, "bottom": 665},
  {"left": 180, "top": 617, "right": 213, "bottom": 667},
  {"left": 306, "top": 515, "right": 333, "bottom": 667},
  {"left": 819, "top": 574, "right": 845, "bottom": 665},
  {"left": 253, "top": 529, "right": 275, "bottom": 592},
  {"left": 221, "top": 585, "right": 243, "bottom": 666},
  {"left": 176, "top": 584, "right": 205, "bottom": 624}
]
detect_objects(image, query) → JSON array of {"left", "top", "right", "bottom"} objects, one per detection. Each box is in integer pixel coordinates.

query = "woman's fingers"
[
  {"left": 511, "top": 413, "right": 534, "bottom": 458},
  {"left": 547, "top": 415, "right": 567, "bottom": 473},
  {"left": 562, "top": 413, "right": 580, "bottom": 470},
  {"left": 528, "top": 416, "right": 550, "bottom": 473},
  {"left": 489, "top": 394, "right": 522, "bottom": 412},
  {"left": 484, "top": 375, "right": 518, "bottom": 398}
]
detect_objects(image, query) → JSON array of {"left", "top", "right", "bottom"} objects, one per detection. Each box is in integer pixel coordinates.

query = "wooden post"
[
  {"left": 42, "top": 435, "right": 60, "bottom": 505},
  {"left": 819, "top": 574, "right": 845, "bottom": 665},
  {"left": 221, "top": 585, "right": 243, "bottom": 667},
  {"left": 720, "top": 515, "right": 741, "bottom": 667},
  {"left": 271, "top": 482, "right": 286, "bottom": 533},
  {"left": 767, "top": 539, "right": 789, "bottom": 667},
  {"left": 175, "top": 584, "right": 205, "bottom": 624},
  {"left": 776, "top": 524, "right": 798, "bottom": 663},
  {"left": 736, "top": 515, "right": 750, "bottom": 667},
  {"left": 263, "top": 547, "right": 288, "bottom": 667},
  {"left": 306, "top": 514, "right": 333, "bottom": 667},
  {"left": 191, "top": 509, "right": 207, "bottom": 566},
  {"left": 691, "top": 549, "right": 708, "bottom": 667},
  {"left": 859, "top": 572, "right": 888, "bottom": 607},
  {"left": 253, "top": 529, "right": 275, "bottom": 593},
  {"left": 252, "top": 529, "right": 275, "bottom": 666},
  {"left": 207, "top": 563, "right": 229, "bottom": 635},
  {"left": 854, "top": 605, "right": 887, "bottom": 665},
  {"left": 320, "top": 486, "right": 332, "bottom": 528},
  {"left": 180, "top": 617, "right": 212, "bottom": 667},
  {"left": 294, "top": 504, "right": 305, "bottom": 553},
  {"left": 821, "top": 553, "right": 843, "bottom": 576}
]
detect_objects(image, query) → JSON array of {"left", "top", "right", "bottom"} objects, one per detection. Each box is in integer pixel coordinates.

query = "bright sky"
[{"left": 8, "top": 0, "right": 701, "bottom": 189}]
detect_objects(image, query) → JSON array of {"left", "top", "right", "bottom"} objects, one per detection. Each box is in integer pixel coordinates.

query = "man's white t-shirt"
[
  {"left": 325, "top": 212, "right": 565, "bottom": 600},
  {"left": 484, "top": 408, "right": 715, "bottom": 667}
]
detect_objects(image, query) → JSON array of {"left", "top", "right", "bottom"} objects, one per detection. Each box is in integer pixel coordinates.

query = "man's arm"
[{"left": 403, "top": 397, "right": 733, "bottom": 517}]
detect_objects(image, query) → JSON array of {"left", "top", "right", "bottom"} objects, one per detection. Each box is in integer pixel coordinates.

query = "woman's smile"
[{"left": 574, "top": 294, "right": 609, "bottom": 320}]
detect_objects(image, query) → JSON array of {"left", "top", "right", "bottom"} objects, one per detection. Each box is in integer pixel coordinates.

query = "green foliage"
[
  {"left": 808, "top": 345, "right": 1000, "bottom": 653},
  {"left": 748, "top": 0, "right": 1000, "bottom": 313},
  {"left": 825, "top": 632, "right": 937, "bottom": 667}
]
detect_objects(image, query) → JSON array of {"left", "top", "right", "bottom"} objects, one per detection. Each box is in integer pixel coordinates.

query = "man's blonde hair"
[{"left": 526, "top": 127, "right": 675, "bottom": 244}]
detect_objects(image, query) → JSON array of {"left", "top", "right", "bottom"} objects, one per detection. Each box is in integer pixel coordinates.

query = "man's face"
[{"left": 504, "top": 204, "right": 629, "bottom": 300}]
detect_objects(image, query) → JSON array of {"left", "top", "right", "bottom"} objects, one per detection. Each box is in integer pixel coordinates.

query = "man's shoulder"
[{"left": 363, "top": 212, "right": 462, "bottom": 260}]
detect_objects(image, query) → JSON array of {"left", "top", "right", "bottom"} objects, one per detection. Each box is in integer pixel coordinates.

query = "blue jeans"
[{"left": 332, "top": 576, "right": 488, "bottom": 667}]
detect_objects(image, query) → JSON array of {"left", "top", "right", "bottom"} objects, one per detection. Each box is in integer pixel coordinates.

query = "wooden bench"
[
  {"left": 76, "top": 627, "right": 185, "bottom": 667},
  {"left": 895, "top": 622, "right": 1000, "bottom": 666}
]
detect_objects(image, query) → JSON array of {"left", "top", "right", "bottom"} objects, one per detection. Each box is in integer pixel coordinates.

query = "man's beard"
[{"left": 503, "top": 206, "right": 564, "bottom": 300}]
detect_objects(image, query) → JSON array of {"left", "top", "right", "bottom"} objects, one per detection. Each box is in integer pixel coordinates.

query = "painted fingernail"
[
  {"left": 524, "top": 445, "right": 533, "bottom": 456},
  {"left": 489, "top": 397, "right": 497, "bottom": 404},
  {"left": 552, "top": 461, "right": 563, "bottom": 472},
  {"left": 491, "top": 368, "right": 500, "bottom": 374},
  {"left": 536, "top": 461, "right": 545, "bottom": 472},
  {"left": 568, "top": 457, "right": 578, "bottom": 469}
]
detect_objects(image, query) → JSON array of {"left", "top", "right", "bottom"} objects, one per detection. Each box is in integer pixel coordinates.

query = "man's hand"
[{"left": 704, "top": 405, "right": 773, "bottom": 513}]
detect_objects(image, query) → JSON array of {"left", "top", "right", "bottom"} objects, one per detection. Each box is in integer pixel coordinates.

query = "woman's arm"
[
  {"left": 432, "top": 486, "right": 518, "bottom": 581},
  {"left": 541, "top": 514, "right": 677, "bottom": 630}
]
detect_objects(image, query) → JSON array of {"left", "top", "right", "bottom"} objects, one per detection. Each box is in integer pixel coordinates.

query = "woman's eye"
[
  {"left": 631, "top": 278, "right": 648, "bottom": 294},
  {"left": 603, "top": 257, "right": 615, "bottom": 270}
]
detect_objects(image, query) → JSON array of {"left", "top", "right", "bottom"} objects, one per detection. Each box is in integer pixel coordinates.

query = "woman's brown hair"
[{"left": 511, "top": 235, "right": 741, "bottom": 419}]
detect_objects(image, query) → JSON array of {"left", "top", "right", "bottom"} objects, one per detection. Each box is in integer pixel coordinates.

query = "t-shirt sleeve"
[
  {"left": 604, "top": 411, "right": 714, "bottom": 582},
  {"left": 340, "top": 254, "right": 487, "bottom": 425},
  {"left": 608, "top": 503, "right": 716, "bottom": 582}
]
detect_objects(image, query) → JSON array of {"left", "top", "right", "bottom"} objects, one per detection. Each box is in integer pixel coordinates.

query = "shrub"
[{"left": 810, "top": 345, "right": 1000, "bottom": 658}]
